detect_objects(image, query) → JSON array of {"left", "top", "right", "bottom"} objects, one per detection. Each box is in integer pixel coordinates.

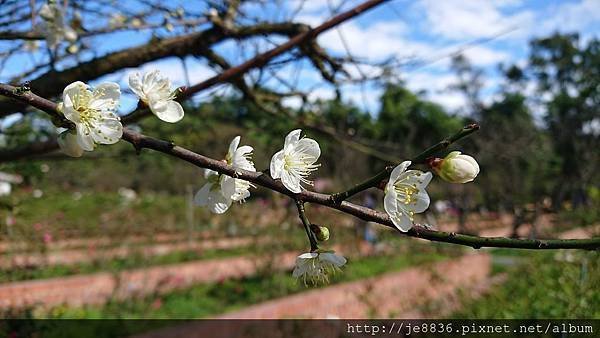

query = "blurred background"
[{"left": 0, "top": 0, "right": 598, "bottom": 323}]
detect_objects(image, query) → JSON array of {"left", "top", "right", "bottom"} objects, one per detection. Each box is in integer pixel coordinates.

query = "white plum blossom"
[
  {"left": 39, "top": 2, "right": 78, "bottom": 48},
  {"left": 60, "top": 81, "right": 123, "bottom": 152},
  {"left": 384, "top": 161, "right": 432, "bottom": 232},
  {"left": 109, "top": 13, "right": 127, "bottom": 29},
  {"left": 57, "top": 130, "right": 84, "bottom": 157},
  {"left": 195, "top": 136, "right": 255, "bottom": 213},
  {"left": 270, "top": 129, "right": 320, "bottom": 193},
  {"left": 0, "top": 182, "right": 10, "bottom": 197},
  {"left": 292, "top": 251, "right": 347, "bottom": 285},
  {"left": 432, "top": 151, "right": 480, "bottom": 184},
  {"left": 128, "top": 70, "right": 184, "bottom": 123}
]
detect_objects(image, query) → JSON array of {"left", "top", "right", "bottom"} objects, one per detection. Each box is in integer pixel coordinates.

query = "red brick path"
[
  {"left": 131, "top": 254, "right": 492, "bottom": 338},
  {"left": 218, "top": 253, "right": 490, "bottom": 319},
  {"left": 0, "top": 252, "right": 297, "bottom": 309},
  {"left": 0, "top": 236, "right": 260, "bottom": 268}
]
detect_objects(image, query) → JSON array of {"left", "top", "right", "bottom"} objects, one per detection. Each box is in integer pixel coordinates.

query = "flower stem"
[{"left": 295, "top": 199, "right": 319, "bottom": 251}]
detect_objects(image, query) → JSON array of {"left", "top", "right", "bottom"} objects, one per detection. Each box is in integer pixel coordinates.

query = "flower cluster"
[
  {"left": 58, "top": 81, "right": 122, "bottom": 156},
  {"left": 270, "top": 129, "right": 321, "bottom": 193},
  {"left": 39, "top": 2, "right": 78, "bottom": 49},
  {"left": 129, "top": 70, "right": 184, "bottom": 123},
  {"left": 57, "top": 70, "right": 183, "bottom": 156},
  {"left": 384, "top": 161, "right": 432, "bottom": 232},
  {"left": 292, "top": 251, "right": 347, "bottom": 285},
  {"left": 194, "top": 136, "right": 256, "bottom": 214}
]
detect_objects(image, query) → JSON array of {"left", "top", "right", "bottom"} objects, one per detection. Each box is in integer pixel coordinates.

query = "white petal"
[
  {"left": 389, "top": 161, "right": 411, "bottom": 182},
  {"left": 57, "top": 131, "right": 84, "bottom": 157},
  {"left": 235, "top": 145, "right": 253, "bottom": 157},
  {"left": 458, "top": 155, "right": 480, "bottom": 175},
  {"left": 128, "top": 72, "right": 146, "bottom": 100},
  {"left": 39, "top": 4, "right": 54, "bottom": 20},
  {"left": 194, "top": 183, "right": 232, "bottom": 214},
  {"left": 204, "top": 169, "right": 218, "bottom": 179},
  {"left": 384, "top": 188, "right": 398, "bottom": 216},
  {"left": 62, "top": 82, "right": 86, "bottom": 122},
  {"left": 298, "top": 252, "right": 318, "bottom": 260},
  {"left": 64, "top": 26, "right": 78, "bottom": 43},
  {"left": 280, "top": 169, "right": 302, "bottom": 193},
  {"left": 408, "top": 190, "right": 430, "bottom": 214},
  {"left": 420, "top": 171, "right": 433, "bottom": 187},
  {"left": 220, "top": 175, "right": 236, "bottom": 198},
  {"left": 390, "top": 212, "right": 414, "bottom": 232},
  {"left": 208, "top": 191, "right": 232, "bottom": 214},
  {"left": 194, "top": 183, "right": 212, "bottom": 206},
  {"left": 149, "top": 100, "right": 184, "bottom": 123},
  {"left": 231, "top": 185, "right": 250, "bottom": 202},
  {"left": 228, "top": 136, "right": 241, "bottom": 158},
  {"left": 269, "top": 150, "right": 285, "bottom": 179},
  {"left": 143, "top": 70, "right": 161, "bottom": 91},
  {"left": 90, "top": 82, "right": 120, "bottom": 111},
  {"left": 233, "top": 146, "right": 255, "bottom": 171},
  {"left": 75, "top": 123, "right": 95, "bottom": 151},
  {"left": 294, "top": 138, "right": 320, "bottom": 163},
  {"left": 90, "top": 118, "right": 122, "bottom": 145},
  {"left": 384, "top": 188, "right": 414, "bottom": 232},
  {"left": 63, "top": 81, "right": 86, "bottom": 100},
  {"left": 320, "top": 253, "right": 346, "bottom": 267},
  {"left": 284, "top": 129, "right": 302, "bottom": 149}
]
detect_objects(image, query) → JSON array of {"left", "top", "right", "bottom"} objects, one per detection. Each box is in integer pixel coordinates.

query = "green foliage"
[
  {"left": 529, "top": 33, "right": 599, "bottom": 207},
  {"left": 4, "top": 190, "right": 193, "bottom": 238},
  {"left": 377, "top": 83, "right": 464, "bottom": 156},
  {"left": 453, "top": 251, "right": 600, "bottom": 318}
]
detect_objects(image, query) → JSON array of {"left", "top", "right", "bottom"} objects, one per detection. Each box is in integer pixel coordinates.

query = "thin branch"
[
  {"left": 331, "top": 123, "right": 480, "bottom": 203},
  {"left": 296, "top": 199, "right": 319, "bottom": 252},
  {"left": 1, "top": 83, "right": 597, "bottom": 251},
  {"left": 182, "top": 0, "right": 391, "bottom": 98}
]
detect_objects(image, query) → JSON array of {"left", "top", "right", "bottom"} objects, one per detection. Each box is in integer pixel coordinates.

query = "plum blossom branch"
[
  {"left": 1, "top": 82, "right": 598, "bottom": 251},
  {"left": 331, "top": 124, "right": 480, "bottom": 204}
]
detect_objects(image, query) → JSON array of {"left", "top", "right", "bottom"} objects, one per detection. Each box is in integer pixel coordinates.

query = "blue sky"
[{"left": 1, "top": 0, "right": 599, "bottom": 120}]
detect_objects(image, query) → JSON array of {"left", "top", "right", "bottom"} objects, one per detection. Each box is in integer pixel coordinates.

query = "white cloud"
[
  {"left": 403, "top": 71, "right": 466, "bottom": 111},
  {"left": 461, "top": 46, "right": 511, "bottom": 66},
  {"left": 317, "top": 20, "right": 432, "bottom": 61},
  {"left": 427, "top": 92, "right": 467, "bottom": 112},
  {"left": 537, "top": 0, "right": 600, "bottom": 36},
  {"left": 415, "top": 0, "right": 534, "bottom": 40}
]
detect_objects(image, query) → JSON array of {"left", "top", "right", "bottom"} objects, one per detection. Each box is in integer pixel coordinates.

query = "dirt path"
[
  {"left": 558, "top": 224, "right": 600, "bottom": 239},
  {"left": 0, "top": 231, "right": 218, "bottom": 253},
  {"left": 0, "top": 252, "right": 299, "bottom": 310},
  {"left": 0, "top": 236, "right": 262, "bottom": 269},
  {"left": 130, "top": 254, "right": 493, "bottom": 338},
  {"left": 217, "top": 253, "right": 490, "bottom": 319}
]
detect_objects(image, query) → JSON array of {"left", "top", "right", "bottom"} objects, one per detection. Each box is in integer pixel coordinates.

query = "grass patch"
[{"left": 451, "top": 250, "right": 600, "bottom": 318}]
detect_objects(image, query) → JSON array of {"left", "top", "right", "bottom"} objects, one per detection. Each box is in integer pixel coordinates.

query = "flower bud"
[
  {"left": 310, "top": 224, "right": 330, "bottom": 241},
  {"left": 429, "top": 151, "right": 479, "bottom": 184}
]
